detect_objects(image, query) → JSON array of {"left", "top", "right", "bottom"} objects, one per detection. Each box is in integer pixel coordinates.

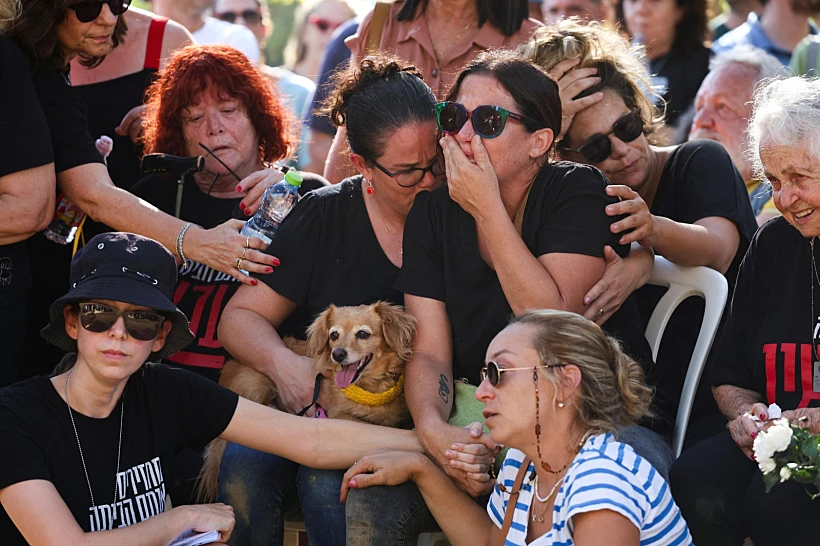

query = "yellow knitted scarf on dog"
[{"left": 339, "top": 373, "right": 405, "bottom": 406}]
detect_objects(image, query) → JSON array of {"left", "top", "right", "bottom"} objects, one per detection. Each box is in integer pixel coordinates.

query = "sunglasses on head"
[
  {"left": 79, "top": 302, "right": 166, "bottom": 341},
  {"left": 480, "top": 361, "right": 566, "bottom": 387},
  {"left": 69, "top": 0, "right": 131, "bottom": 23},
  {"left": 562, "top": 110, "right": 644, "bottom": 164},
  {"left": 308, "top": 15, "right": 343, "bottom": 32},
  {"left": 436, "top": 102, "right": 535, "bottom": 140},
  {"left": 215, "top": 9, "right": 262, "bottom": 24}
]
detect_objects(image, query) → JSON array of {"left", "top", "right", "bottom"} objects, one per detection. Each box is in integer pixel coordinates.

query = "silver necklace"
[
  {"left": 64, "top": 368, "right": 124, "bottom": 507},
  {"left": 812, "top": 238, "right": 819, "bottom": 361}
]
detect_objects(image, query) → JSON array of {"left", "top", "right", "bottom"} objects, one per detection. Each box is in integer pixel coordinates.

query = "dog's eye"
[
  {"left": 355, "top": 330, "right": 371, "bottom": 340},
  {"left": 329, "top": 331, "right": 339, "bottom": 341}
]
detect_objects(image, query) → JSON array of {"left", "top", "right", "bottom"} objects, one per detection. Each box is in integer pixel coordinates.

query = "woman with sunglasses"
[
  {"left": 288, "top": 0, "right": 356, "bottom": 81},
  {"left": 522, "top": 21, "right": 758, "bottom": 443},
  {"left": 216, "top": 55, "right": 444, "bottom": 546},
  {"left": 0, "top": 231, "right": 423, "bottom": 546},
  {"left": 341, "top": 310, "right": 692, "bottom": 546}
]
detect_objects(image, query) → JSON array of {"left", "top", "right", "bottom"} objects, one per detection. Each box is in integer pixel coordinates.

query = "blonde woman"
[
  {"left": 521, "top": 21, "right": 757, "bottom": 442},
  {"left": 342, "top": 310, "right": 692, "bottom": 545}
]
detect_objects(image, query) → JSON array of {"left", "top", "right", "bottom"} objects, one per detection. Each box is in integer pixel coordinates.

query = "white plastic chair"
[{"left": 644, "top": 256, "right": 728, "bottom": 458}]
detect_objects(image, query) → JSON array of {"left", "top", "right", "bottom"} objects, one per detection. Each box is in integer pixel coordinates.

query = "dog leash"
[{"left": 297, "top": 374, "right": 324, "bottom": 417}]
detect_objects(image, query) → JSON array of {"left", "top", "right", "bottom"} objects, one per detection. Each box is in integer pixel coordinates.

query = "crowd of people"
[{"left": 0, "top": 0, "right": 819, "bottom": 545}]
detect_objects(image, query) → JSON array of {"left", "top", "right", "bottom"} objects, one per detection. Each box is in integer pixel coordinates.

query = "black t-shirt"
[
  {"left": 29, "top": 67, "right": 104, "bottom": 173},
  {"left": 258, "top": 176, "right": 403, "bottom": 339},
  {"left": 650, "top": 44, "right": 711, "bottom": 128},
  {"left": 0, "top": 364, "right": 238, "bottom": 544},
  {"left": 637, "top": 139, "right": 758, "bottom": 421},
  {"left": 131, "top": 173, "right": 245, "bottom": 381},
  {"left": 711, "top": 217, "right": 820, "bottom": 410},
  {"left": 0, "top": 37, "right": 54, "bottom": 306},
  {"left": 395, "top": 161, "right": 655, "bottom": 389}
]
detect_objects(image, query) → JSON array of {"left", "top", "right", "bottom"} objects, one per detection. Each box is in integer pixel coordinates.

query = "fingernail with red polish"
[
  {"left": 250, "top": 279, "right": 257, "bottom": 286},
  {"left": 272, "top": 258, "right": 281, "bottom": 266},
  {"left": 244, "top": 209, "right": 252, "bottom": 216},
  {"left": 761, "top": 413, "right": 767, "bottom": 421},
  {"left": 751, "top": 432, "right": 757, "bottom": 439},
  {"left": 239, "top": 202, "right": 245, "bottom": 210},
  {"left": 236, "top": 186, "right": 242, "bottom": 192},
  {"left": 266, "top": 267, "right": 273, "bottom": 273}
]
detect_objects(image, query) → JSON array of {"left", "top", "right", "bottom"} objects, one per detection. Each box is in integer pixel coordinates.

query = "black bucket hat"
[{"left": 41, "top": 232, "right": 194, "bottom": 360}]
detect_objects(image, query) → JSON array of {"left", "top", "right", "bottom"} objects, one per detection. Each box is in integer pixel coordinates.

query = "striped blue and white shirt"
[{"left": 487, "top": 433, "right": 692, "bottom": 546}]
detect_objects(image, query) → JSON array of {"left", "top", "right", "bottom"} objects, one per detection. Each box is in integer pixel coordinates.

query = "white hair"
[
  {"left": 710, "top": 45, "right": 784, "bottom": 86},
  {"left": 748, "top": 76, "right": 820, "bottom": 181}
]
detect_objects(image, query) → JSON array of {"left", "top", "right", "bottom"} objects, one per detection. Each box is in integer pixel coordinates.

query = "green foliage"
[{"left": 760, "top": 421, "right": 820, "bottom": 499}]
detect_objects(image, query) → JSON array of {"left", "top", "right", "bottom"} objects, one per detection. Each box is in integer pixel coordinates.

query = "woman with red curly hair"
[{"left": 133, "top": 44, "right": 327, "bottom": 385}]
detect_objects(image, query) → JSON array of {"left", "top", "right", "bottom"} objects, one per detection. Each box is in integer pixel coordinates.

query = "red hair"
[{"left": 142, "top": 44, "right": 292, "bottom": 161}]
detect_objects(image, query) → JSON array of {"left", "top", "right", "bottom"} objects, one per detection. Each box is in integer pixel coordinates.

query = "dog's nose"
[{"left": 332, "top": 348, "right": 348, "bottom": 363}]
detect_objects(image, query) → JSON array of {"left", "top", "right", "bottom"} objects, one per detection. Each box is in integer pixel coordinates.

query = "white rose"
[
  {"left": 754, "top": 419, "right": 793, "bottom": 462},
  {"left": 780, "top": 465, "right": 793, "bottom": 482},
  {"left": 759, "top": 458, "right": 777, "bottom": 474}
]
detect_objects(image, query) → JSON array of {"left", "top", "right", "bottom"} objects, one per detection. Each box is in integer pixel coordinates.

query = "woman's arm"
[
  {"left": 218, "top": 282, "right": 315, "bottom": 413},
  {"left": 0, "top": 164, "right": 55, "bottom": 245},
  {"left": 572, "top": 510, "right": 640, "bottom": 546},
  {"left": 0, "top": 480, "right": 234, "bottom": 546},
  {"left": 220, "top": 398, "right": 423, "bottom": 467},
  {"left": 340, "top": 450, "right": 497, "bottom": 546},
  {"left": 57, "top": 163, "right": 275, "bottom": 284},
  {"left": 582, "top": 244, "right": 654, "bottom": 325},
  {"left": 714, "top": 384, "right": 767, "bottom": 459}
]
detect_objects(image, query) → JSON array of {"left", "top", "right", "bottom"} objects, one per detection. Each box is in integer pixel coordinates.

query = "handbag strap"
[
  {"left": 497, "top": 457, "right": 532, "bottom": 545},
  {"left": 365, "top": 2, "right": 391, "bottom": 55}
]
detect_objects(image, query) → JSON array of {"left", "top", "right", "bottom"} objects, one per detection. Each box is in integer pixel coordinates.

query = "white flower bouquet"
[{"left": 753, "top": 417, "right": 820, "bottom": 498}]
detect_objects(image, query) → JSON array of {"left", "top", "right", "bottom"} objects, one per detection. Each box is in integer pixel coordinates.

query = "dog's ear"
[
  {"left": 305, "top": 305, "right": 334, "bottom": 358},
  {"left": 375, "top": 302, "right": 417, "bottom": 361}
]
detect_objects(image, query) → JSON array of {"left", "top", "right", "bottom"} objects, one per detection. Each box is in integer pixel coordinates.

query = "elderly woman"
[
  {"left": 216, "top": 56, "right": 445, "bottom": 545},
  {"left": 670, "top": 77, "right": 820, "bottom": 546},
  {"left": 0, "top": 231, "right": 422, "bottom": 546},
  {"left": 521, "top": 21, "right": 758, "bottom": 440},
  {"left": 343, "top": 310, "right": 693, "bottom": 545}
]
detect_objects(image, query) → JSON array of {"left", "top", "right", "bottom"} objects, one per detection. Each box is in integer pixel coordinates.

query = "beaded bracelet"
[{"left": 176, "top": 222, "right": 193, "bottom": 269}]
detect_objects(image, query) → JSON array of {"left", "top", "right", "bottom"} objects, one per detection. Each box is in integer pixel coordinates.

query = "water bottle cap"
[{"left": 284, "top": 170, "right": 303, "bottom": 188}]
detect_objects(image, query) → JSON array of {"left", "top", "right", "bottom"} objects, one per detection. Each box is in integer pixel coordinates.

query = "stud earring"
[
  {"left": 366, "top": 179, "right": 375, "bottom": 195},
  {"left": 558, "top": 401, "right": 565, "bottom": 408}
]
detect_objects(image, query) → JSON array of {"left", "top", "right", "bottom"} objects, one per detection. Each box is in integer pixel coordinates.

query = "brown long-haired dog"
[{"left": 197, "top": 302, "right": 416, "bottom": 502}]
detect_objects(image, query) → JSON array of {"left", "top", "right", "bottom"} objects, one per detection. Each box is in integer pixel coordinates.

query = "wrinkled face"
[
  {"left": 690, "top": 63, "right": 756, "bottom": 180},
  {"left": 476, "top": 323, "right": 550, "bottom": 448},
  {"left": 451, "top": 74, "right": 548, "bottom": 185},
  {"left": 182, "top": 88, "right": 260, "bottom": 179},
  {"left": 760, "top": 144, "right": 820, "bottom": 237},
  {"left": 564, "top": 89, "right": 651, "bottom": 191},
  {"left": 56, "top": 3, "right": 118, "bottom": 61},
  {"left": 621, "top": 0, "right": 682, "bottom": 58},
  {"left": 65, "top": 299, "right": 171, "bottom": 383},
  {"left": 542, "top": 0, "right": 608, "bottom": 23},
  {"left": 360, "top": 121, "right": 442, "bottom": 212},
  {"left": 214, "top": 0, "right": 267, "bottom": 45},
  {"left": 322, "top": 306, "right": 394, "bottom": 389}
]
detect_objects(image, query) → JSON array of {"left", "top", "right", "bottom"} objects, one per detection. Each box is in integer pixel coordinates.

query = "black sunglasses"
[
  {"left": 368, "top": 157, "right": 444, "bottom": 188},
  {"left": 215, "top": 9, "right": 263, "bottom": 24},
  {"left": 480, "top": 361, "right": 566, "bottom": 387},
  {"left": 69, "top": 0, "right": 131, "bottom": 23},
  {"left": 436, "top": 102, "right": 536, "bottom": 139},
  {"left": 562, "top": 110, "right": 644, "bottom": 164},
  {"left": 79, "top": 302, "right": 166, "bottom": 341}
]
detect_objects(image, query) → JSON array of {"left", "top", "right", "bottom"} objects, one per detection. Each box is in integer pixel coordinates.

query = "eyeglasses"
[
  {"left": 79, "top": 302, "right": 166, "bottom": 341},
  {"left": 480, "top": 361, "right": 566, "bottom": 387},
  {"left": 436, "top": 102, "right": 536, "bottom": 140},
  {"left": 561, "top": 110, "right": 643, "bottom": 164},
  {"left": 69, "top": 0, "right": 131, "bottom": 23},
  {"left": 368, "top": 157, "right": 444, "bottom": 188},
  {"left": 308, "top": 15, "right": 343, "bottom": 32},
  {"left": 215, "top": 9, "right": 263, "bottom": 24}
]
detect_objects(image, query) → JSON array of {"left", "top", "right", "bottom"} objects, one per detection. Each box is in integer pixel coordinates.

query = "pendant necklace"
[{"left": 64, "top": 368, "right": 124, "bottom": 507}]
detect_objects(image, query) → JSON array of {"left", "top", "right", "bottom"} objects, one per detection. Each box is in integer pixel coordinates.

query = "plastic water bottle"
[
  {"left": 241, "top": 170, "right": 303, "bottom": 245},
  {"left": 44, "top": 194, "right": 86, "bottom": 245}
]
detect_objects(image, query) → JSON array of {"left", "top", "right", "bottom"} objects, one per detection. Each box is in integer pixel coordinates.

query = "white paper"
[
  {"left": 751, "top": 403, "right": 782, "bottom": 428},
  {"left": 169, "top": 530, "right": 220, "bottom": 546}
]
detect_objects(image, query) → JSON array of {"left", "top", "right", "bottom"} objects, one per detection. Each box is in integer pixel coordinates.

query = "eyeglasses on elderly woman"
[{"left": 69, "top": 0, "right": 131, "bottom": 23}]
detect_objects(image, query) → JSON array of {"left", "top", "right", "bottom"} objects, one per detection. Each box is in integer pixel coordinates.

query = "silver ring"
[{"left": 598, "top": 308, "right": 605, "bottom": 317}]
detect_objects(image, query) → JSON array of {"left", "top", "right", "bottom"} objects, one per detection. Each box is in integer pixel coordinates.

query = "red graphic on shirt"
[{"left": 762, "top": 343, "right": 820, "bottom": 407}]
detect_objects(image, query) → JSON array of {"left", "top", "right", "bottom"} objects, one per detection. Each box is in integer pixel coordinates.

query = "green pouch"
[{"left": 448, "top": 379, "right": 508, "bottom": 469}]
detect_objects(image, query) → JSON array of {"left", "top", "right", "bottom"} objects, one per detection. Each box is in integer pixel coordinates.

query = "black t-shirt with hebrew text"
[
  {"left": 0, "top": 364, "right": 238, "bottom": 544},
  {"left": 395, "top": 161, "right": 655, "bottom": 398},
  {"left": 257, "top": 176, "right": 403, "bottom": 339},
  {"left": 710, "top": 217, "right": 820, "bottom": 410}
]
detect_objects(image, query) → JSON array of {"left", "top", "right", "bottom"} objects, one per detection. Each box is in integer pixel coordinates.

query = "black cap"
[{"left": 40, "top": 232, "right": 194, "bottom": 360}]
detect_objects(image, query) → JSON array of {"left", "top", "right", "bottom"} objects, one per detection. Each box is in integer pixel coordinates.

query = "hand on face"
[
  {"left": 548, "top": 58, "right": 604, "bottom": 141},
  {"left": 440, "top": 134, "right": 501, "bottom": 221}
]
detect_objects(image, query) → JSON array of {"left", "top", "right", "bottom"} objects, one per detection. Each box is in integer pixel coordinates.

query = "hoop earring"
[{"left": 366, "top": 179, "right": 375, "bottom": 195}]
